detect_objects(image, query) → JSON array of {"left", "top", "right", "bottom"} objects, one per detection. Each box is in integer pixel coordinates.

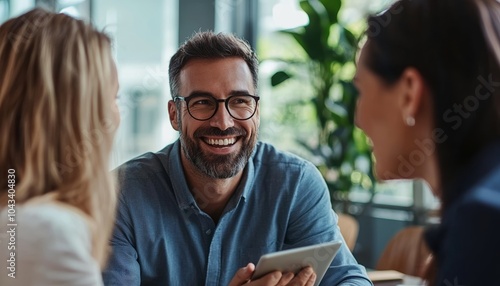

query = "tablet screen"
[{"left": 251, "top": 241, "right": 342, "bottom": 286}]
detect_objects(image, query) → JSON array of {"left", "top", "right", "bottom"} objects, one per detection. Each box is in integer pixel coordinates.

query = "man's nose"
[{"left": 209, "top": 102, "right": 234, "bottom": 131}]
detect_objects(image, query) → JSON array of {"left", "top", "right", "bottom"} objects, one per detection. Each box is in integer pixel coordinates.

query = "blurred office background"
[{"left": 1, "top": 0, "right": 439, "bottom": 269}]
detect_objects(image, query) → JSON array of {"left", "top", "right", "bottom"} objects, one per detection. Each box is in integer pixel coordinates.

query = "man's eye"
[
  {"left": 190, "top": 98, "right": 215, "bottom": 108},
  {"left": 192, "top": 99, "right": 212, "bottom": 105},
  {"left": 193, "top": 100, "right": 208, "bottom": 105},
  {"left": 233, "top": 99, "right": 245, "bottom": 104},
  {"left": 230, "top": 97, "right": 251, "bottom": 105}
]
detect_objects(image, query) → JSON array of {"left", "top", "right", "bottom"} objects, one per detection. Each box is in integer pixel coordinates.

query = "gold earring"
[{"left": 405, "top": 116, "right": 415, "bottom": 126}]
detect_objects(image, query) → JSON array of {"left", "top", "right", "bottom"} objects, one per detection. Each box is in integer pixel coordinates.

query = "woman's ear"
[
  {"left": 398, "top": 67, "right": 427, "bottom": 123},
  {"left": 168, "top": 100, "right": 180, "bottom": 131}
]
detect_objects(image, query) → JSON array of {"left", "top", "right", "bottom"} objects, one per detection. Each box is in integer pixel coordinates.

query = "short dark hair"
[
  {"left": 365, "top": 0, "right": 500, "bottom": 208},
  {"left": 168, "top": 31, "right": 259, "bottom": 98}
]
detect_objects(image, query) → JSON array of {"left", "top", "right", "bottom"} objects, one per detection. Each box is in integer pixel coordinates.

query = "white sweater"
[{"left": 0, "top": 201, "right": 103, "bottom": 286}]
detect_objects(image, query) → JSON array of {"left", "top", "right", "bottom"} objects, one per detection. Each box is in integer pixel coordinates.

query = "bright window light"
[
  {"left": 272, "top": 1, "right": 309, "bottom": 30},
  {"left": 57, "top": 0, "right": 85, "bottom": 5},
  {"left": 59, "top": 6, "right": 80, "bottom": 18}
]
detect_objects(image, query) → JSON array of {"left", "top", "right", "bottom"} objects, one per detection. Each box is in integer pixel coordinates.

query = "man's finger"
[
  {"left": 228, "top": 263, "right": 255, "bottom": 286},
  {"left": 288, "top": 267, "right": 315, "bottom": 285},
  {"left": 305, "top": 271, "right": 316, "bottom": 286}
]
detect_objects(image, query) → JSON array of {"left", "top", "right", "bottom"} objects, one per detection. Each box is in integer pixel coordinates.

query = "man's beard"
[{"left": 179, "top": 126, "right": 257, "bottom": 179}]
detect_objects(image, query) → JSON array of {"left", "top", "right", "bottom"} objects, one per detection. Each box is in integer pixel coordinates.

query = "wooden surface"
[{"left": 368, "top": 270, "right": 424, "bottom": 286}]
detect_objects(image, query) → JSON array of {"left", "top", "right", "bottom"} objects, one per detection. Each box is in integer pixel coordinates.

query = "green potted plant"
[{"left": 269, "top": 0, "right": 374, "bottom": 212}]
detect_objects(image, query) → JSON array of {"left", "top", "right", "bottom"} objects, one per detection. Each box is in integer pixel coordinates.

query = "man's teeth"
[{"left": 207, "top": 138, "right": 236, "bottom": 146}]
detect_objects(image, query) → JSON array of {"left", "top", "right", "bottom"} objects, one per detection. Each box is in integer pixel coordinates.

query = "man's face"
[{"left": 168, "top": 57, "right": 259, "bottom": 179}]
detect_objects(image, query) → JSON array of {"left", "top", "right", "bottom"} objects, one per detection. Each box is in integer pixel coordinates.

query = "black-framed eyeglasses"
[{"left": 174, "top": 93, "right": 260, "bottom": 121}]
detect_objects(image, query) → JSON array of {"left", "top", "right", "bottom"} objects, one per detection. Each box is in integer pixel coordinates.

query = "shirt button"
[{"left": 205, "top": 229, "right": 212, "bottom": 235}]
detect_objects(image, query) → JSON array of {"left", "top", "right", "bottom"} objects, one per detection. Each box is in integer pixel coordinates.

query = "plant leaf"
[
  {"left": 339, "top": 26, "right": 358, "bottom": 50},
  {"left": 299, "top": 0, "right": 331, "bottom": 61},
  {"left": 325, "top": 100, "right": 348, "bottom": 125},
  {"left": 319, "top": 0, "right": 341, "bottom": 24},
  {"left": 280, "top": 30, "right": 310, "bottom": 58},
  {"left": 353, "top": 127, "right": 372, "bottom": 153},
  {"left": 271, "top": 71, "right": 292, "bottom": 86}
]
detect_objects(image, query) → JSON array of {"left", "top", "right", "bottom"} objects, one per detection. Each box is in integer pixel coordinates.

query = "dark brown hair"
[{"left": 168, "top": 31, "right": 259, "bottom": 98}]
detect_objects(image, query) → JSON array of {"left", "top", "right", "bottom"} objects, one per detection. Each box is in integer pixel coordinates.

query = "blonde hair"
[{"left": 0, "top": 8, "right": 118, "bottom": 267}]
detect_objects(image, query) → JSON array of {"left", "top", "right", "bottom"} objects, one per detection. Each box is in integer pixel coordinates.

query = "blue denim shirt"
[{"left": 102, "top": 140, "right": 372, "bottom": 286}]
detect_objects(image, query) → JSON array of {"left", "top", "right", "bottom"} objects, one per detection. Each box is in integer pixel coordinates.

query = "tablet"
[{"left": 251, "top": 241, "right": 342, "bottom": 286}]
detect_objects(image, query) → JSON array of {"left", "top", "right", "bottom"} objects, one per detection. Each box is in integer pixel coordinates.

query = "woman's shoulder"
[
  {"left": 15, "top": 196, "right": 92, "bottom": 235},
  {"left": 462, "top": 166, "right": 500, "bottom": 210},
  {"left": 0, "top": 199, "right": 102, "bottom": 285},
  {"left": 1, "top": 199, "right": 94, "bottom": 253}
]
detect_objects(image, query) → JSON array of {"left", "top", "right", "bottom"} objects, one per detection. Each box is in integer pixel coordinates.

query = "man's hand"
[{"left": 228, "top": 263, "right": 316, "bottom": 286}]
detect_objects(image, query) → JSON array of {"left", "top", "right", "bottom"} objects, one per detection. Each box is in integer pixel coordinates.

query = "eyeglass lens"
[{"left": 187, "top": 95, "right": 257, "bottom": 120}]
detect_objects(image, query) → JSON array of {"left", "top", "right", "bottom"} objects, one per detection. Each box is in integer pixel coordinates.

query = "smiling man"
[{"left": 102, "top": 31, "right": 372, "bottom": 286}]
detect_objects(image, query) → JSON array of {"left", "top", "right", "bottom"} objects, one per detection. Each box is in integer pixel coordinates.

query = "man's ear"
[
  {"left": 168, "top": 100, "right": 180, "bottom": 131},
  {"left": 398, "top": 67, "right": 427, "bottom": 122}
]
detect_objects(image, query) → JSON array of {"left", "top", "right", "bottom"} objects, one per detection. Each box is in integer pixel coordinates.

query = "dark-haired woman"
[{"left": 354, "top": 0, "right": 500, "bottom": 285}]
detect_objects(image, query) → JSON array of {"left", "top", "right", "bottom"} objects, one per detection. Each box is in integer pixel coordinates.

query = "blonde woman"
[{"left": 0, "top": 8, "right": 119, "bottom": 285}]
